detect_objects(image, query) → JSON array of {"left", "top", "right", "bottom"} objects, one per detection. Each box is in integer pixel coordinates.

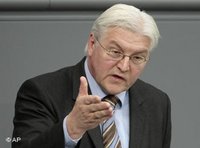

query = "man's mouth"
[{"left": 111, "top": 74, "right": 126, "bottom": 81}]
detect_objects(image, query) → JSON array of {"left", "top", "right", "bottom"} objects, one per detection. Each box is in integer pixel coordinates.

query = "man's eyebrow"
[
  {"left": 109, "top": 40, "right": 121, "bottom": 47},
  {"left": 109, "top": 40, "right": 125, "bottom": 51},
  {"left": 133, "top": 50, "right": 149, "bottom": 54},
  {"left": 109, "top": 40, "right": 149, "bottom": 54}
]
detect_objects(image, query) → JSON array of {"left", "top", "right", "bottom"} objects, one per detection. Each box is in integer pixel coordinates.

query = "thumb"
[{"left": 78, "top": 76, "right": 88, "bottom": 96}]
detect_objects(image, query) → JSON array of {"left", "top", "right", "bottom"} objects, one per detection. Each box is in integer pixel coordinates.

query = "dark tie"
[{"left": 102, "top": 95, "right": 122, "bottom": 148}]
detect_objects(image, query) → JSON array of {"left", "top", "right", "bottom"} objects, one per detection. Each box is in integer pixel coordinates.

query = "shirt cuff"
[{"left": 63, "top": 116, "right": 81, "bottom": 147}]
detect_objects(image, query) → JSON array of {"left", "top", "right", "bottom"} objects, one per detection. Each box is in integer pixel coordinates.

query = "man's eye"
[
  {"left": 136, "top": 56, "right": 143, "bottom": 59},
  {"left": 132, "top": 55, "right": 144, "bottom": 60},
  {"left": 110, "top": 49, "right": 122, "bottom": 54}
]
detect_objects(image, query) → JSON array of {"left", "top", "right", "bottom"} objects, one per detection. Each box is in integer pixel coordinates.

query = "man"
[{"left": 12, "top": 3, "right": 171, "bottom": 148}]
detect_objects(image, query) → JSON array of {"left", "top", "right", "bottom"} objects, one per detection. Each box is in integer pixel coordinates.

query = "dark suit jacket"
[{"left": 12, "top": 57, "right": 171, "bottom": 148}]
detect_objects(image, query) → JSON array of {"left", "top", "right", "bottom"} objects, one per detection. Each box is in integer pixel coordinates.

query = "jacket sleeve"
[
  {"left": 162, "top": 94, "right": 172, "bottom": 148},
  {"left": 12, "top": 79, "right": 65, "bottom": 148}
]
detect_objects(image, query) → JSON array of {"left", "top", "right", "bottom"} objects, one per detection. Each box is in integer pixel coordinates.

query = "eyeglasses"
[{"left": 96, "top": 38, "right": 149, "bottom": 65}]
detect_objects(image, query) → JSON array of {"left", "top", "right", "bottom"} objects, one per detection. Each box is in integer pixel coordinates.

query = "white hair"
[{"left": 86, "top": 3, "right": 160, "bottom": 52}]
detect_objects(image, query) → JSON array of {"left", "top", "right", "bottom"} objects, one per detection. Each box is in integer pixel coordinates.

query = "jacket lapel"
[
  {"left": 87, "top": 127, "right": 104, "bottom": 148},
  {"left": 129, "top": 80, "right": 146, "bottom": 148},
  {"left": 72, "top": 58, "right": 86, "bottom": 101},
  {"left": 72, "top": 57, "right": 103, "bottom": 148}
]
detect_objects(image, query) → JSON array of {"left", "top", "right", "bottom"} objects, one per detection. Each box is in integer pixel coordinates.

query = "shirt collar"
[{"left": 84, "top": 58, "right": 127, "bottom": 107}]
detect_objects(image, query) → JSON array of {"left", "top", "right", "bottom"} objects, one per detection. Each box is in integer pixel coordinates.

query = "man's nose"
[{"left": 117, "top": 56, "right": 130, "bottom": 72}]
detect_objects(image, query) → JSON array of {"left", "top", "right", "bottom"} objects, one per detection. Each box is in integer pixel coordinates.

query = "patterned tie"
[{"left": 102, "top": 95, "right": 122, "bottom": 148}]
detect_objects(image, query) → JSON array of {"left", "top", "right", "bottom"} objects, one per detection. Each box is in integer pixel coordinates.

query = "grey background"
[{"left": 0, "top": 0, "right": 200, "bottom": 148}]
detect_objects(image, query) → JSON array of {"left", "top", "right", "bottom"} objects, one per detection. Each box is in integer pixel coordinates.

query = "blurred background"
[{"left": 0, "top": 0, "right": 200, "bottom": 147}]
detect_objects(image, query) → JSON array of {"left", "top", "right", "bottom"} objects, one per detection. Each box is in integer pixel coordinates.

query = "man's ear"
[{"left": 87, "top": 33, "right": 96, "bottom": 56}]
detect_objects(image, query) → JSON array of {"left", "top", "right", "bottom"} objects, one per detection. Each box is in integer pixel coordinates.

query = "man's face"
[{"left": 87, "top": 27, "right": 151, "bottom": 95}]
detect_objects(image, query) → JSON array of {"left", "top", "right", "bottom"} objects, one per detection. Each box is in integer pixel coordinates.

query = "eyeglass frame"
[{"left": 95, "top": 37, "right": 150, "bottom": 65}]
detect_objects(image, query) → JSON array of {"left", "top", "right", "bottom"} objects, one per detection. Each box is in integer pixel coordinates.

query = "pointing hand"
[{"left": 66, "top": 76, "right": 112, "bottom": 139}]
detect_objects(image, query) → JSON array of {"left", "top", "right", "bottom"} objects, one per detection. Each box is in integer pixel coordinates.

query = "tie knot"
[{"left": 102, "top": 95, "right": 122, "bottom": 109}]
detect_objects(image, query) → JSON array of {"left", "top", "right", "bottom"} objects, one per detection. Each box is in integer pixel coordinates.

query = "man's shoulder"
[
  {"left": 24, "top": 58, "right": 86, "bottom": 86},
  {"left": 130, "top": 79, "right": 171, "bottom": 109},
  {"left": 132, "top": 79, "right": 169, "bottom": 98},
  {"left": 17, "top": 67, "right": 72, "bottom": 96},
  {"left": 27, "top": 66, "right": 73, "bottom": 85}
]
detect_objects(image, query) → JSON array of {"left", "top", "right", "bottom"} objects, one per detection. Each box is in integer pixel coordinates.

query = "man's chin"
[{"left": 102, "top": 85, "right": 127, "bottom": 95}]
